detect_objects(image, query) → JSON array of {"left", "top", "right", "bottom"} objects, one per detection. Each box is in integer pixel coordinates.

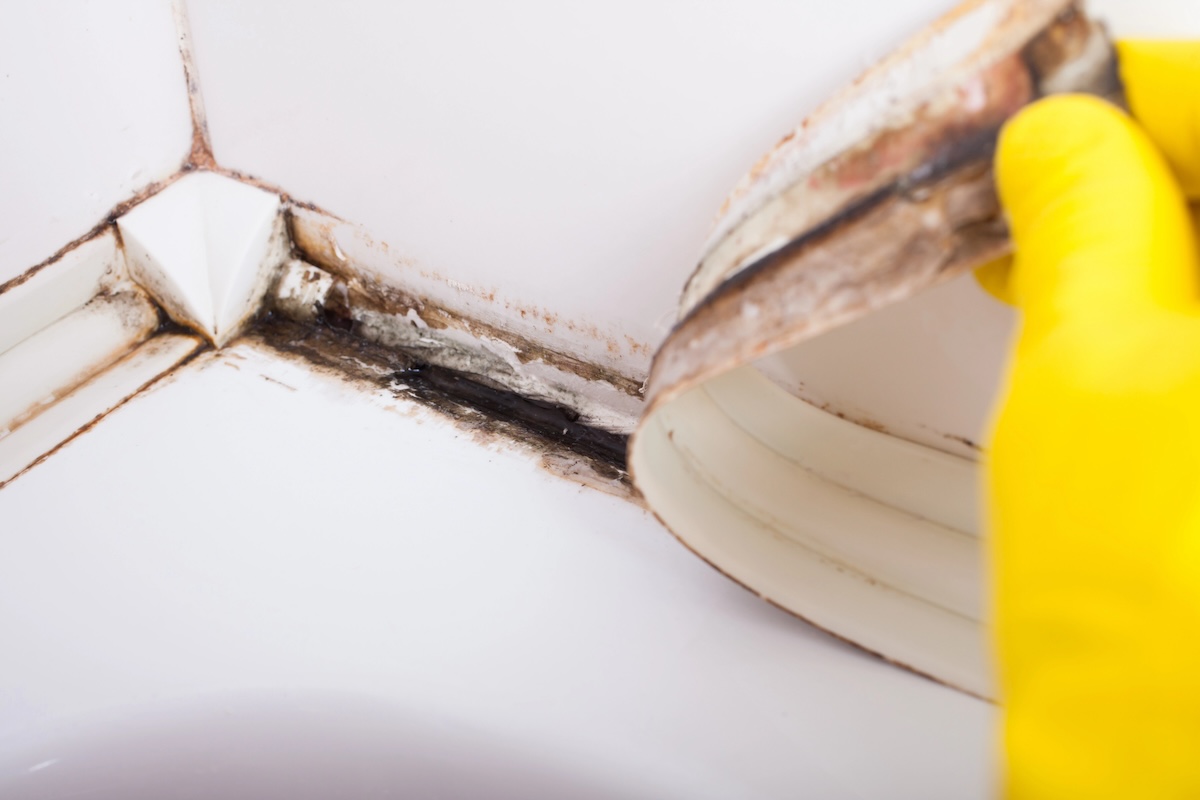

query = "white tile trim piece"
[
  {"left": 0, "top": 334, "right": 203, "bottom": 487},
  {"left": 0, "top": 292, "right": 160, "bottom": 434},
  {"left": 0, "top": 230, "right": 125, "bottom": 356},
  {"left": 118, "top": 172, "right": 285, "bottom": 346}
]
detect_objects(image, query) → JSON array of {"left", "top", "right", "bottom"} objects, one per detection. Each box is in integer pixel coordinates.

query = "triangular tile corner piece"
[{"left": 117, "top": 171, "right": 283, "bottom": 347}]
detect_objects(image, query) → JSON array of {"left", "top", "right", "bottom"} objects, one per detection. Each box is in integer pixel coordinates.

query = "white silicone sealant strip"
[{"left": 0, "top": 334, "right": 204, "bottom": 487}]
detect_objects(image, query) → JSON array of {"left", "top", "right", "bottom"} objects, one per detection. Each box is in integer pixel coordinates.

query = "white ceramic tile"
[
  {"left": 0, "top": 291, "right": 159, "bottom": 434},
  {"left": 0, "top": 230, "right": 124, "bottom": 356},
  {"left": 185, "top": 0, "right": 957, "bottom": 376},
  {"left": 117, "top": 172, "right": 283, "bottom": 346},
  {"left": 0, "top": 0, "right": 192, "bottom": 286},
  {"left": 0, "top": 334, "right": 202, "bottom": 486},
  {"left": 0, "top": 342, "right": 991, "bottom": 799}
]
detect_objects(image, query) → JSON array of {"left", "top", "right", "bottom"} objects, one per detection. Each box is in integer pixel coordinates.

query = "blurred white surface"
[{"left": 0, "top": 343, "right": 992, "bottom": 799}]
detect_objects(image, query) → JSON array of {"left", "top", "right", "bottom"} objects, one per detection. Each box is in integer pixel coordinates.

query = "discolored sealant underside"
[
  {"left": 625, "top": 0, "right": 1124, "bottom": 697},
  {"left": 645, "top": 0, "right": 1121, "bottom": 415}
]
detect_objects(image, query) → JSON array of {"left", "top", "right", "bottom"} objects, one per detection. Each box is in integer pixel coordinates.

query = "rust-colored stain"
[
  {"left": 811, "top": 57, "right": 1030, "bottom": 195},
  {"left": 709, "top": 0, "right": 1089, "bottom": 236},
  {"left": 172, "top": 0, "right": 215, "bottom": 171},
  {"left": 943, "top": 432, "right": 981, "bottom": 451},
  {"left": 645, "top": 0, "right": 1118, "bottom": 415},
  {"left": 288, "top": 209, "right": 652, "bottom": 372}
]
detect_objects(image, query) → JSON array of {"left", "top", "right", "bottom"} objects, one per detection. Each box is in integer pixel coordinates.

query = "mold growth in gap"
[{"left": 243, "top": 314, "right": 630, "bottom": 482}]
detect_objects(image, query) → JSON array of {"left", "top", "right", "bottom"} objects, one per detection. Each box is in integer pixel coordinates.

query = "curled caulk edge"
[
  {"left": 643, "top": 0, "right": 1118, "bottom": 417},
  {"left": 629, "top": 0, "right": 1119, "bottom": 699}
]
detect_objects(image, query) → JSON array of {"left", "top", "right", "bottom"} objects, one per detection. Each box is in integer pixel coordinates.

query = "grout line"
[
  {"left": 171, "top": 0, "right": 216, "bottom": 170},
  {"left": 0, "top": 173, "right": 189, "bottom": 299},
  {"left": 0, "top": 0, "right": 219, "bottom": 301},
  {"left": 213, "top": 168, "right": 347, "bottom": 222}
]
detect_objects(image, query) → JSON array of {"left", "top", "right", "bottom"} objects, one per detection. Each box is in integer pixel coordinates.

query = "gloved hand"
[{"left": 984, "top": 43, "right": 1200, "bottom": 798}]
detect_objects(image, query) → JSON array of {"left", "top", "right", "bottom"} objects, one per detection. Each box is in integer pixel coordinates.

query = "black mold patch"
[{"left": 244, "top": 315, "right": 629, "bottom": 477}]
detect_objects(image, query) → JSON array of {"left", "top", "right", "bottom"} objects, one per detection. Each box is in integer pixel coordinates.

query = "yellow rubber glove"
[{"left": 986, "top": 43, "right": 1200, "bottom": 798}]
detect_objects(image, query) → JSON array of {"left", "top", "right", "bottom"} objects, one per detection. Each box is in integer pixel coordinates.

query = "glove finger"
[
  {"left": 996, "top": 94, "right": 1199, "bottom": 326},
  {"left": 973, "top": 254, "right": 1015, "bottom": 305},
  {"left": 1118, "top": 41, "right": 1200, "bottom": 200}
]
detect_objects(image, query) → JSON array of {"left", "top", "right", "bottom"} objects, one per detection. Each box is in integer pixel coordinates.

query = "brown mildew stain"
[
  {"left": 0, "top": 340, "right": 208, "bottom": 491},
  {"left": 240, "top": 315, "right": 633, "bottom": 493},
  {"left": 171, "top": 0, "right": 215, "bottom": 171},
  {"left": 943, "top": 432, "right": 981, "bottom": 451},
  {"left": 811, "top": 56, "right": 1031, "bottom": 197},
  {"left": 623, "top": 335, "right": 652, "bottom": 358},
  {"left": 648, "top": 105, "right": 1032, "bottom": 413},
  {"left": 1021, "top": 3, "right": 1123, "bottom": 103},
  {"left": 201, "top": 174, "right": 346, "bottom": 224},
  {"left": 288, "top": 226, "right": 646, "bottom": 399},
  {"left": 259, "top": 374, "right": 297, "bottom": 392},
  {"left": 708, "top": 1, "right": 1090, "bottom": 245},
  {"left": 854, "top": 417, "right": 888, "bottom": 434},
  {"left": 684, "top": 1, "right": 1114, "bottom": 322},
  {"left": 288, "top": 211, "right": 654, "bottom": 379}
]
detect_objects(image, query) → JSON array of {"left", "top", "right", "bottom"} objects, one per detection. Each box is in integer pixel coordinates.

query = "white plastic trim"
[
  {"left": 705, "top": 365, "right": 980, "bottom": 534},
  {"left": 0, "top": 293, "right": 159, "bottom": 435},
  {"left": 0, "top": 231, "right": 124, "bottom": 357},
  {"left": 631, "top": 368, "right": 990, "bottom": 697},
  {"left": 0, "top": 334, "right": 203, "bottom": 487},
  {"left": 117, "top": 172, "right": 285, "bottom": 347}
]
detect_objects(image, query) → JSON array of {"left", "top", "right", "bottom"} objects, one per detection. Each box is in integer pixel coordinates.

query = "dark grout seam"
[
  {"left": 5, "top": 2, "right": 636, "bottom": 487},
  {"left": 244, "top": 314, "right": 630, "bottom": 477}
]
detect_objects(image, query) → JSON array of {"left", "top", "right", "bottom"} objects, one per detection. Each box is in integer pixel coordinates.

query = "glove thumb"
[{"left": 996, "top": 94, "right": 1198, "bottom": 331}]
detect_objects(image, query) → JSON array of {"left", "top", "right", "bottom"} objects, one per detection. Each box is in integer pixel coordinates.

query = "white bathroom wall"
[
  {"left": 184, "top": 0, "right": 957, "bottom": 376},
  {"left": 0, "top": 0, "right": 194, "bottom": 288}
]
